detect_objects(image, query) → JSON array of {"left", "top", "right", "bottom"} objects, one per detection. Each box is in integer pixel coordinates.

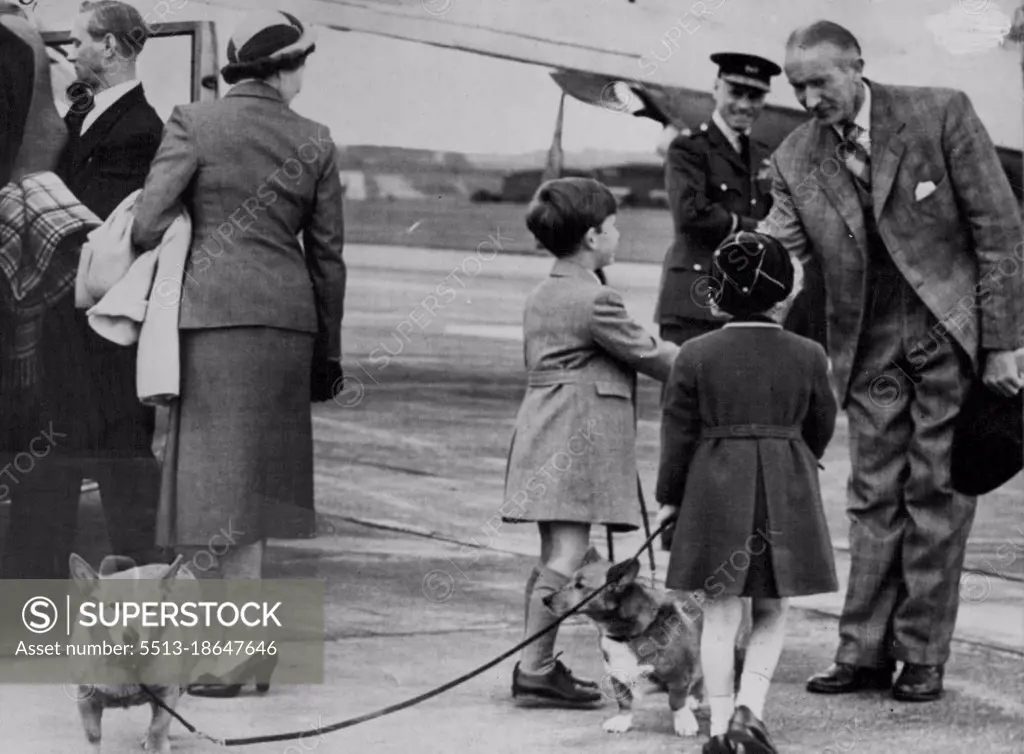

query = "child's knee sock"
[
  {"left": 523, "top": 563, "right": 542, "bottom": 630},
  {"left": 521, "top": 565, "right": 569, "bottom": 675},
  {"left": 735, "top": 599, "right": 789, "bottom": 720},
  {"left": 701, "top": 596, "right": 744, "bottom": 736}
]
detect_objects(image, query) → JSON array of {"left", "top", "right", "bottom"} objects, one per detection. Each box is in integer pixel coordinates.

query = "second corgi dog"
[{"left": 545, "top": 556, "right": 750, "bottom": 738}]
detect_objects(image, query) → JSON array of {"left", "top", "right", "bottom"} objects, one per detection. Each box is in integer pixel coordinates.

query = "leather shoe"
[
  {"left": 806, "top": 662, "right": 894, "bottom": 694},
  {"left": 726, "top": 705, "right": 776, "bottom": 754},
  {"left": 892, "top": 663, "right": 943, "bottom": 702},
  {"left": 511, "top": 662, "right": 603, "bottom": 708}
]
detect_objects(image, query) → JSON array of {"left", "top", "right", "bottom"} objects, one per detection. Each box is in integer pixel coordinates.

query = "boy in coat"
[
  {"left": 503, "top": 177, "right": 678, "bottom": 707},
  {"left": 657, "top": 231, "right": 838, "bottom": 753}
]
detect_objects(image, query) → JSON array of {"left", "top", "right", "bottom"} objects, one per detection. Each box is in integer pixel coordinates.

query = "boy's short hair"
[{"left": 526, "top": 177, "right": 617, "bottom": 258}]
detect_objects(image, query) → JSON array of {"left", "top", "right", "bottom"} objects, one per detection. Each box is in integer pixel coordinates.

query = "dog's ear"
[
  {"left": 98, "top": 555, "right": 137, "bottom": 576},
  {"left": 581, "top": 546, "right": 604, "bottom": 566},
  {"left": 69, "top": 554, "right": 99, "bottom": 593},
  {"left": 606, "top": 557, "right": 640, "bottom": 590}
]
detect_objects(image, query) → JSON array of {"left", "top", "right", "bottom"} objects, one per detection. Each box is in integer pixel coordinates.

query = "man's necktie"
[
  {"left": 738, "top": 133, "right": 751, "bottom": 169},
  {"left": 64, "top": 82, "right": 95, "bottom": 138},
  {"left": 841, "top": 122, "right": 870, "bottom": 185}
]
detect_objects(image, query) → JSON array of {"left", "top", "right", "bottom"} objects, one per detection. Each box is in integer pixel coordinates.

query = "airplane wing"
[
  {"left": 32, "top": 0, "right": 1023, "bottom": 150},
  {"left": 191, "top": 0, "right": 1022, "bottom": 149}
]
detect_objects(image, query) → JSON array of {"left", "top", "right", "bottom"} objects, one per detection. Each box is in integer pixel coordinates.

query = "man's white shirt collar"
[
  {"left": 712, "top": 109, "right": 749, "bottom": 155},
  {"left": 81, "top": 80, "right": 141, "bottom": 135}
]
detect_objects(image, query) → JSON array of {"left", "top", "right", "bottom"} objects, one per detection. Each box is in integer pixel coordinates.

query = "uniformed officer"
[
  {"left": 654, "top": 52, "right": 782, "bottom": 552},
  {"left": 655, "top": 52, "right": 782, "bottom": 347}
]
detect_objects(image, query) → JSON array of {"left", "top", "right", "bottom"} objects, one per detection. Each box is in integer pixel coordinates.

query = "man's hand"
[
  {"left": 982, "top": 350, "right": 1023, "bottom": 397},
  {"left": 656, "top": 505, "right": 680, "bottom": 528}
]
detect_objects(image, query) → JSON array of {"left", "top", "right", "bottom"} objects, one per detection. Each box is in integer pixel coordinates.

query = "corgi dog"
[
  {"left": 68, "top": 553, "right": 200, "bottom": 754},
  {"left": 545, "top": 555, "right": 749, "bottom": 738}
]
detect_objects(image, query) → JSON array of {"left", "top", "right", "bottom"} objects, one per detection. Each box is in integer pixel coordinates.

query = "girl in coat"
[
  {"left": 656, "top": 231, "right": 838, "bottom": 753},
  {"left": 503, "top": 177, "right": 678, "bottom": 707}
]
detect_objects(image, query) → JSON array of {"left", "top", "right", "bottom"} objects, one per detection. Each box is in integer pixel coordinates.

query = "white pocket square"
[{"left": 915, "top": 181, "right": 937, "bottom": 201}]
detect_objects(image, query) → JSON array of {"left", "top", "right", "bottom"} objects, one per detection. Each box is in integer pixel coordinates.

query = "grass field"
[{"left": 343, "top": 198, "right": 675, "bottom": 263}]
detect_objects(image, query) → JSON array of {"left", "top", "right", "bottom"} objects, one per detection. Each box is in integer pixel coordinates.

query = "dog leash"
[{"left": 140, "top": 519, "right": 674, "bottom": 747}]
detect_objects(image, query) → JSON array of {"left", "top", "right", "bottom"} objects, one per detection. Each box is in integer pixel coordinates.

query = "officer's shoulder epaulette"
[{"left": 683, "top": 123, "right": 708, "bottom": 139}]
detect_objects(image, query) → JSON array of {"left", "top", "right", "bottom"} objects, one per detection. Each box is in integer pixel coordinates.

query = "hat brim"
[
  {"left": 951, "top": 384, "right": 1023, "bottom": 495},
  {"left": 720, "top": 73, "right": 770, "bottom": 92}
]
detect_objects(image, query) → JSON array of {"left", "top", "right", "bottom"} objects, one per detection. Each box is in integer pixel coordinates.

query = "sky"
[
  {"left": 125, "top": 16, "right": 665, "bottom": 156},
  {"left": 288, "top": 29, "right": 665, "bottom": 155}
]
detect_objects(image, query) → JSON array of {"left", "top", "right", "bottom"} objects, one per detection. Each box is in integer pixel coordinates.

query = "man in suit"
[
  {"left": 45, "top": 0, "right": 164, "bottom": 574},
  {"left": 759, "top": 21, "right": 1023, "bottom": 702}
]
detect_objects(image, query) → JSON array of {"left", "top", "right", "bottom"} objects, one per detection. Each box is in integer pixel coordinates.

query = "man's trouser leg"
[
  {"left": 2, "top": 458, "right": 82, "bottom": 579},
  {"left": 837, "top": 276, "right": 974, "bottom": 667},
  {"left": 94, "top": 456, "right": 162, "bottom": 565}
]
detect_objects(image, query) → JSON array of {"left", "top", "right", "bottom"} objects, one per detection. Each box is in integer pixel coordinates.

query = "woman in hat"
[
  {"left": 131, "top": 10, "right": 346, "bottom": 695},
  {"left": 655, "top": 231, "right": 839, "bottom": 753}
]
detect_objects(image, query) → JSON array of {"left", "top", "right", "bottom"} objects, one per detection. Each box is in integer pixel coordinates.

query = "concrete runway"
[{"left": 0, "top": 243, "right": 1021, "bottom": 752}]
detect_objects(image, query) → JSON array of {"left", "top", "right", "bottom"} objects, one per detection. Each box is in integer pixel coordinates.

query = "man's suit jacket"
[
  {"left": 131, "top": 81, "right": 346, "bottom": 361},
  {"left": 58, "top": 84, "right": 163, "bottom": 219},
  {"left": 656, "top": 120, "right": 773, "bottom": 325},
  {"left": 55, "top": 82, "right": 163, "bottom": 457},
  {"left": 759, "top": 80, "right": 1023, "bottom": 403}
]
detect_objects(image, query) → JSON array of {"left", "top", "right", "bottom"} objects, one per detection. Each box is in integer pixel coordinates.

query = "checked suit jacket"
[{"left": 758, "top": 80, "right": 1024, "bottom": 404}]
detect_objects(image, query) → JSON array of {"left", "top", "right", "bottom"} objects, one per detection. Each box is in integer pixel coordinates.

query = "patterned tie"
[
  {"left": 841, "top": 122, "right": 870, "bottom": 186},
  {"left": 64, "top": 82, "right": 95, "bottom": 138}
]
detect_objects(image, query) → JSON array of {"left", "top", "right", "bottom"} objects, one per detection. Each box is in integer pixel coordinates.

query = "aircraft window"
[{"left": 48, "top": 32, "right": 195, "bottom": 119}]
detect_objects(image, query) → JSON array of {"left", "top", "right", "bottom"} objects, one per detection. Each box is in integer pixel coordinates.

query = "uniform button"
[
  {"left": 751, "top": 199, "right": 757, "bottom": 205},
  {"left": 693, "top": 264, "right": 702, "bottom": 271},
  {"left": 720, "top": 182, "right": 728, "bottom": 191}
]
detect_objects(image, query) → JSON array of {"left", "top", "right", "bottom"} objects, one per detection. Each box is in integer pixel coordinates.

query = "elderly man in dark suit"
[
  {"left": 43, "top": 0, "right": 164, "bottom": 574},
  {"left": 758, "top": 20, "right": 1023, "bottom": 702}
]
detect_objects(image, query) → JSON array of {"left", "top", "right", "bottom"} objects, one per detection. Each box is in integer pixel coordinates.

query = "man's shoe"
[
  {"left": 726, "top": 705, "right": 777, "bottom": 754},
  {"left": 806, "top": 662, "right": 894, "bottom": 694},
  {"left": 511, "top": 661, "right": 603, "bottom": 708},
  {"left": 892, "top": 663, "right": 943, "bottom": 702}
]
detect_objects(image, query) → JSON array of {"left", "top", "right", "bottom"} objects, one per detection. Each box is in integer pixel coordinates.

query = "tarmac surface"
[{"left": 0, "top": 244, "right": 1022, "bottom": 752}]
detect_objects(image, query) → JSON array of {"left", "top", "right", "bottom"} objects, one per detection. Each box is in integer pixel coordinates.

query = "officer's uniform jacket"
[{"left": 656, "top": 116, "right": 772, "bottom": 325}]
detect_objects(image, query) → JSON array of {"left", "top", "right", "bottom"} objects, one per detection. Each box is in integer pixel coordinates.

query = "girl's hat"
[
  {"left": 226, "top": 11, "right": 317, "bottom": 67},
  {"left": 711, "top": 231, "right": 794, "bottom": 315}
]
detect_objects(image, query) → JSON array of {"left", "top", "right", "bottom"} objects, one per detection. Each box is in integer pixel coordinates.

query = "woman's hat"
[
  {"left": 711, "top": 230, "right": 794, "bottom": 315},
  {"left": 226, "top": 11, "right": 317, "bottom": 67}
]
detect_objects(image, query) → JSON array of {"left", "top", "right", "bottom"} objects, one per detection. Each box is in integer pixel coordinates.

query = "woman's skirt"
[{"left": 162, "top": 326, "right": 316, "bottom": 547}]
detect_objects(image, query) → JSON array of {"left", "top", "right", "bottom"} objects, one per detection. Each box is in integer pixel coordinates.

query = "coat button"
[
  {"left": 693, "top": 264, "right": 702, "bottom": 271},
  {"left": 720, "top": 182, "right": 728, "bottom": 191},
  {"left": 751, "top": 199, "right": 757, "bottom": 205}
]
